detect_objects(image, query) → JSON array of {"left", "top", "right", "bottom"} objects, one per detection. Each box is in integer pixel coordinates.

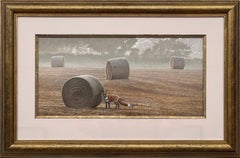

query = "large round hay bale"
[
  {"left": 106, "top": 57, "right": 129, "bottom": 80},
  {"left": 62, "top": 75, "right": 104, "bottom": 108},
  {"left": 51, "top": 56, "right": 64, "bottom": 67},
  {"left": 170, "top": 56, "right": 185, "bottom": 69}
]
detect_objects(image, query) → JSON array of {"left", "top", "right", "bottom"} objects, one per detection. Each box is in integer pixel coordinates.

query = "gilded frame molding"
[{"left": 0, "top": 0, "right": 239, "bottom": 157}]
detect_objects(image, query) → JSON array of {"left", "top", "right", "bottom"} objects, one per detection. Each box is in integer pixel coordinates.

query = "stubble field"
[{"left": 37, "top": 67, "right": 204, "bottom": 118}]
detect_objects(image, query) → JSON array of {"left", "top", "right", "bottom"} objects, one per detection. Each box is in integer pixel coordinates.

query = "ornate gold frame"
[{"left": 0, "top": 0, "right": 239, "bottom": 157}]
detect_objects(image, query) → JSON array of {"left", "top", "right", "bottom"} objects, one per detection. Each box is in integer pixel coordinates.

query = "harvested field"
[{"left": 37, "top": 67, "right": 204, "bottom": 117}]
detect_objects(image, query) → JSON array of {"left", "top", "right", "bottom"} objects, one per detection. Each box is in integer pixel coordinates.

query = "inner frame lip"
[{"left": 35, "top": 34, "right": 206, "bottom": 119}]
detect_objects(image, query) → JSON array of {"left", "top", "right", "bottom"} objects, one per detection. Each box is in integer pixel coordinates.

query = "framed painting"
[
  {"left": 0, "top": 0, "right": 239, "bottom": 157},
  {"left": 36, "top": 34, "right": 206, "bottom": 118}
]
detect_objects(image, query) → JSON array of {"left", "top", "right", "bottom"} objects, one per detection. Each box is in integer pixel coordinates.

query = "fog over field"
[{"left": 38, "top": 36, "right": 203, "bottom": 69}]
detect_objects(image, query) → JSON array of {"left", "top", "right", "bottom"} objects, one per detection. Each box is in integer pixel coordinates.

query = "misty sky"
[
  {"left": 38, "top": 36, "right": 203, "bottom": 69},
  {"left": 38, "top": 37, "right": 203, "bottom": 59}
]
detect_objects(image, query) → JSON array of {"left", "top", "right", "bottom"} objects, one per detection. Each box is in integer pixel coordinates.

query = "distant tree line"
[{"left": 39, "top": 37, "right": 202, "bottom": 68}]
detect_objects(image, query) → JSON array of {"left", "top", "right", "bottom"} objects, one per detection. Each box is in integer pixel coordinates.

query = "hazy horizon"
[{"left": 38, "top": 36, "right": 203, "bottom": 69}]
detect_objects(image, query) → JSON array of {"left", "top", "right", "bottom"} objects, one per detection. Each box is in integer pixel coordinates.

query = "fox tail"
[{"left": 119, "top": 99, "right": 131, "bottom": 107}]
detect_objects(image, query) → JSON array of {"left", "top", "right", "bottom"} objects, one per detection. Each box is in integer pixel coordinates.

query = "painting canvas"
[{"left": 36, "top": 35, "right": 205, "bottom": 118}]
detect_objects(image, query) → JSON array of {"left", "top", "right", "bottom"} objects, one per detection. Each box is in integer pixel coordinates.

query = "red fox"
[{"left": 103, "top": 91, "right": 131, "bottom": 109}]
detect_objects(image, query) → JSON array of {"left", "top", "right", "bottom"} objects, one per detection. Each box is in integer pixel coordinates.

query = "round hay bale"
[
  {"left": 170, "top": 56, "right": 185, "bottom": 69},
  {"left": 51, "top": 56, "right": 64, "bottom": 67},
  {"left": 62, "top": 75, "right": 104, "bottom": 108},
  {"left": 106, "top": 57, "right": 129, "bottom": 80}
]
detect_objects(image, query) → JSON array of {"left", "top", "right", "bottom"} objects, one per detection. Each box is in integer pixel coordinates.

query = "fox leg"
[
  {"left": 115, "top": 102, "right": 120, "bottom": 109},
  {"left": 106, "top": 102, "right": 110, "bottom": 109}
]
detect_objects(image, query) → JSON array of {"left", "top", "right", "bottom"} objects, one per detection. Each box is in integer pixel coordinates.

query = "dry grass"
[{"left": 37, "top": 67, "right": 204, "bottom": 117}]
